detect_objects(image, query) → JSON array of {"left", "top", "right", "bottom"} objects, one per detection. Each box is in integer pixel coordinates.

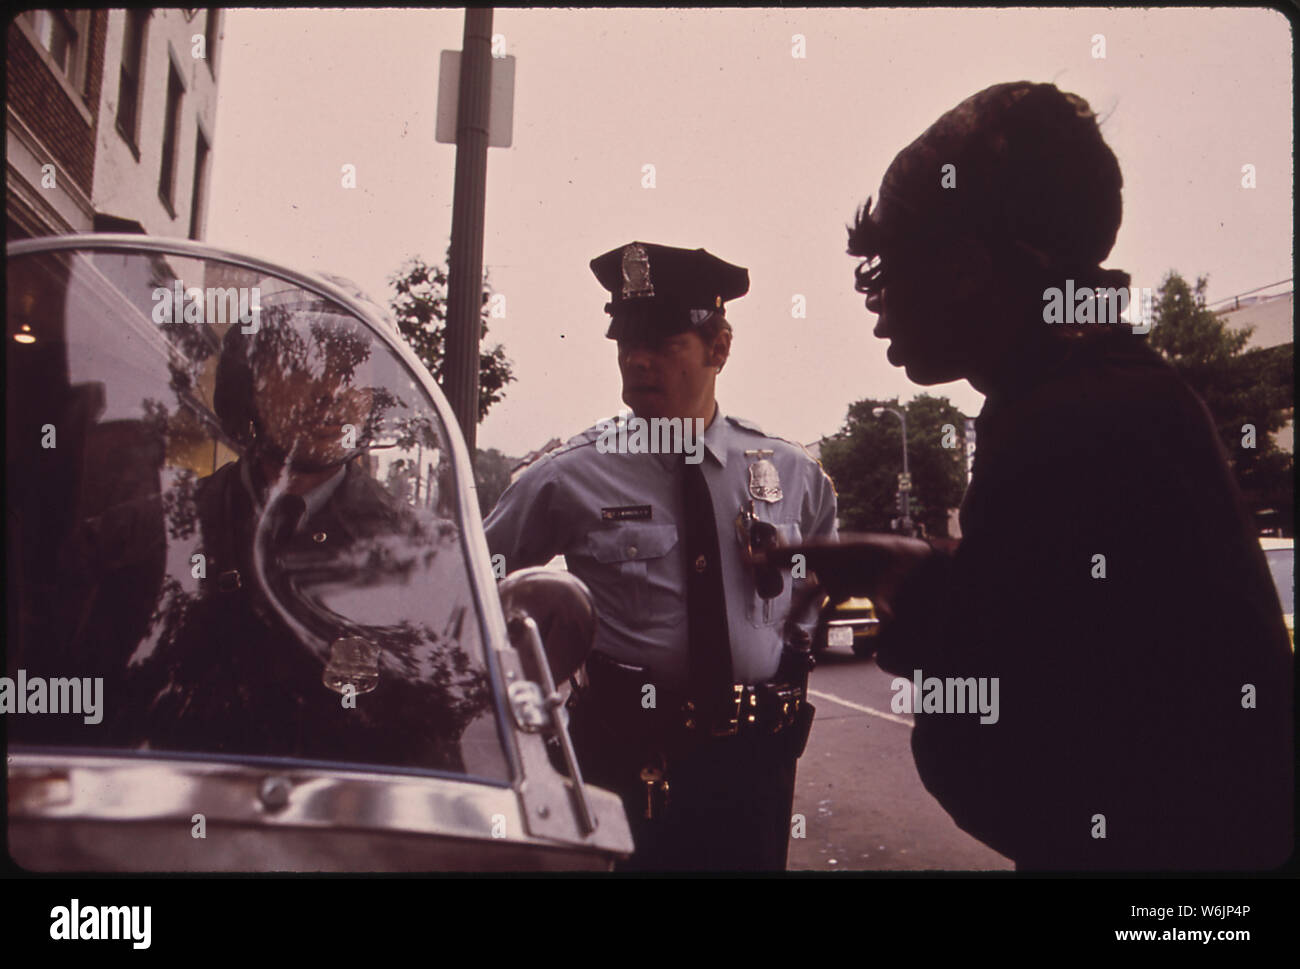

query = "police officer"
[{"left": 485, "top": 241, "right": 837, "bottom": 871}]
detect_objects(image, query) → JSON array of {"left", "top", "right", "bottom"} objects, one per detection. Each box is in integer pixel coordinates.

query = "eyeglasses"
[
  {"left": 853, "top": 255, "right": 885, "bottom": 299},
  {"left": 735, "top": 500, "right": 784, "bottom": 600}
]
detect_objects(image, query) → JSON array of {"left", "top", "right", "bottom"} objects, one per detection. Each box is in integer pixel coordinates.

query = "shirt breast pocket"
[
  {"left": 746, "top": 519, "right": 802, "bottom": 627},
  {"left": 584, "top": 523, "right": 680, "bottom": 624}
]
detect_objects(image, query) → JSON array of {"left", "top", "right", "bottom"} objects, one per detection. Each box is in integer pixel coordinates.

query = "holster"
[{"left": 785, "top": 696, "right": 816, "bottom": 759}]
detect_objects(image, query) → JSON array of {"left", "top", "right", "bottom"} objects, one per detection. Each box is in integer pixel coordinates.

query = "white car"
[{"left": 1260, "top": 537, "right": 1294, "bottom": 650}]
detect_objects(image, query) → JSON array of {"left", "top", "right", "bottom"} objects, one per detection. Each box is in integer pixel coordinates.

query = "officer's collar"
[
  {"left": 300, "top": 464, "right": 348, "bottom": 520},
  {"left": 646, "top": 402, "right": 728, "bottom": 470},
  {"left": 241, "top": 458, "right": 348, "bottom": 521},
  {"left": 629, "top": 403, "right": 727, "bottom": 471},
  {"left": 700, "top": 402, "right": 729, "bottom": 467}
]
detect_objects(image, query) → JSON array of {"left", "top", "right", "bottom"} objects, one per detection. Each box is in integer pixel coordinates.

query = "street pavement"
[{"left": 787, "top": 644, "right": 1015, "bottom": 872}]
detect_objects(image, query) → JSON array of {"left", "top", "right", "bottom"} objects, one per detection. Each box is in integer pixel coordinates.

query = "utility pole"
[
  {"left": 874, "top": 406, "right": 913, "bottom": 536},
  {"left": 444, "top": 7, "right": 493, "bottom": 455}
]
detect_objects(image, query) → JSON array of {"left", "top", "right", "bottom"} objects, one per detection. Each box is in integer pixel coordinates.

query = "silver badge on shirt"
[{"left": 745, "top": 450, "right": 783, "bottom": 503}]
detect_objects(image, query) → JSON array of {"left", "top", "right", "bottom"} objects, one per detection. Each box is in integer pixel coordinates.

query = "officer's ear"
[{"left": 707, "top": 324, "right": 732, "bottom": 373}]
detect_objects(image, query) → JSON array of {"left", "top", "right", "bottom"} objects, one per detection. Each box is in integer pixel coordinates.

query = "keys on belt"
[{"left": 640, "top": 761, "right": 670, "bottom": 820}]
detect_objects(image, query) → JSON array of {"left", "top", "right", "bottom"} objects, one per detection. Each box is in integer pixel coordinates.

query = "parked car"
[
  {"left": 1260, "top": 537, "right": 1294, "bottom": 650},
  {"left": 814, "top": 595, "right": 880, "bottom": 658},
  {"left": 5, "top": 235, "right": 632, "bottom": 871}
]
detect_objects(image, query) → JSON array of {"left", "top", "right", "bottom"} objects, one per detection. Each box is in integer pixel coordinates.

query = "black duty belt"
[{"left": 583, "top": 650, "right": 808, "bottom": 740}]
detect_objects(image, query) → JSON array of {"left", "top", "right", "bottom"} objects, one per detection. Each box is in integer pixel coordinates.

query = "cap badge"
[
  {"left": 621, "top": 243, "right": 655, "bottom": 299},
  {"left": 745, "top": 450, "right": 783, "bottom": 503}
]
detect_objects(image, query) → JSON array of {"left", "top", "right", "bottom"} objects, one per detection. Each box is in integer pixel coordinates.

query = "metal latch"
[{"left": 508, "top": 680, "right": 548, "bottom": 732}]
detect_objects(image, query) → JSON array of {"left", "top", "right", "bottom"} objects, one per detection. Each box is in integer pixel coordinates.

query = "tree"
[
  {"left": 1148, "top": 271, "right": 1294, "bottom": 533},
  {"left": 473, "top": 447, "right": 515, "bottom": 517},
  {"left": 388, "top": 256, "right": 515, "bottom": 422},
  {"left": 820, "top": 393, "right": 968, "bottom": 537}
]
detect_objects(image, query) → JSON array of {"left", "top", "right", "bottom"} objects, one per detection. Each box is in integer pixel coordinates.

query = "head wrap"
[{"left": 850, "top": 81, "right": 1127, "bottom": 290}]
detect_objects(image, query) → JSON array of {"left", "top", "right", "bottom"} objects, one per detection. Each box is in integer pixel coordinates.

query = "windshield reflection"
[{"left": 6, "top": 247, "right": 506, "bottom": 780}]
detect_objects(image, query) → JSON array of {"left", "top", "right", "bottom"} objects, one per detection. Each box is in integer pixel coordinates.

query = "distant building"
[
  {"left": 1216, "top": 287, "right": 1293, "bottom": 453},
  {"left": 1218, "top": 288, "right": 1293, "bottom": 352},
  {"left": 7, "top": 9, "right": 223, "bottom": 241}
]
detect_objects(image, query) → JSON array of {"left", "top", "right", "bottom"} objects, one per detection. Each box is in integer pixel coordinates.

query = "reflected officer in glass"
[
  {"left": 485, "top": 242, "right": 838, "bottom": 870},
  {"left": 131, "top": 286, "right": 490, "bottom": 771},
  {"left": 203, "top": 288, "right": 399, "bottom": 609}
]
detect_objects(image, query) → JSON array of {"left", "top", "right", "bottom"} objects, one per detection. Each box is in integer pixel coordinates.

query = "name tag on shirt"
[{"left": 601, "top": 505, "right": 652, "bottom": 522}]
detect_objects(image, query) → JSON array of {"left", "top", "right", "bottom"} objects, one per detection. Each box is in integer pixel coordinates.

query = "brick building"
[{"left": 7, "top": 9, "right": 223, "bottom": 240}]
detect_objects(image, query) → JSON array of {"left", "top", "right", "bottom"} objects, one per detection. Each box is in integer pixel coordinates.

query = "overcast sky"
[{"left": 205, "top": 7, "right": 1293, "bottom": 457}]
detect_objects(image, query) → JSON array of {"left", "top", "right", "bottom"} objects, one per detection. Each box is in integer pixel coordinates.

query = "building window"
[
  {"left": 204, "top": 9, "right": 220, "bottom": 78},
  {"left": 25, "top": 10, "right": 75, "bottom": 72},
  {"left": 116, "top": 9, "right": 148, "bottom": 151},
  {"left": 158, "top": 62, "right": 184, "bottom": 216},
  {"left": 23, "top": 10, "right": 90, "bottom": 94},
  {"left": 189, "top": 127, "right": 211, "bottom": 240}
]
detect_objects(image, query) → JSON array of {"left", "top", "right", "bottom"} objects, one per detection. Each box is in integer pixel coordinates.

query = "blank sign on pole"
[{"left": 436, "top": 51, "right": 516, "bottom": 148}]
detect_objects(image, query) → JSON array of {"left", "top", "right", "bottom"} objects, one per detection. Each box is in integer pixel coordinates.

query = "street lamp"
[{"left": 873, "top": 406, "right": 913, "bottom": 536}]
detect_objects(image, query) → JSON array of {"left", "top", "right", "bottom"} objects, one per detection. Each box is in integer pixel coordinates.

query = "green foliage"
[
  {"left": 473, "top": 447, "right": 515, "bottom": 517},
  {"left": 388, "top": 256, "right": 515, "bottom": 422},
  {"left": 820, "top": 393, "right": 968, "bottom": 537},
  {"left": 1149, "top": 271, "right": 1294, "bottom": 531}
]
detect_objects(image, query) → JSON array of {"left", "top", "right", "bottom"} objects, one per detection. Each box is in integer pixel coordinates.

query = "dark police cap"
[{"left": 590, "top": 241, "right": 749, "bottom": 341}]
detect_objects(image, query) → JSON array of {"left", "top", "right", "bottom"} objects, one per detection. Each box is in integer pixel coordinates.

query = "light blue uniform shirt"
[{"left": 484, "top": 405, "right": 838, "bottom": 689}]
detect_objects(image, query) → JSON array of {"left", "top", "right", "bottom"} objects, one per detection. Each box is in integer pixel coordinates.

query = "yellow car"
[
  {"left": 1260, "top": 537, "right": 1294, "bottom": 650},
  {"left": 815, "top": 595, "right": 881, "bottom": 658}
]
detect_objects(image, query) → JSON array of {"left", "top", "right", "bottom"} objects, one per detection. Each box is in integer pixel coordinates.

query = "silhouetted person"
[{"left": 833, "top": 82, "right": 1292, "bottom": 870}]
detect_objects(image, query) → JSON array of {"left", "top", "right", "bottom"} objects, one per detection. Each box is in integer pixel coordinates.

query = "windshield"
[{"left": 5, "top": 245, "right": 509, "bottom": 782}]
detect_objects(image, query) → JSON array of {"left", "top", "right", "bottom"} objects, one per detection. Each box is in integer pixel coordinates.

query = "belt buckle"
[{"left": 710, "top": 684, "right": 744, "bottom": 738}]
